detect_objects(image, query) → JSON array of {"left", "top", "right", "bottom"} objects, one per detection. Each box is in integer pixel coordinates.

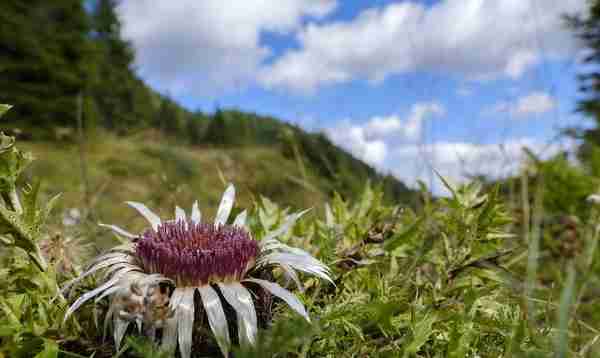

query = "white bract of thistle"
[
  {"left": 61, "top": 184, "right": 332, "bottom": 358},
  {"left": 587, "top": 194, "right": 600, "bottom": 205}
]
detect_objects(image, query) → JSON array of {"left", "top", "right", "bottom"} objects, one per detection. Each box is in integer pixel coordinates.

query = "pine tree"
[
  {"left": 90, "top": 0, "right": 139, "bottom": 131},
  {"left": 204, "top": 109, "right": 228, "bottom": 146},
  {"left": 155, "top": 97, "right": 184, "bottom": 135},
  {"left": 93, "top": 0, "right": 133, "bottom": 68},
  {"left": 187, "top": 112, "right": 206, "bottom": 145},
  {"left": 566, "top": 1, "right": 600, "bottom": 159},
  {"left": 0, "top": 1, "right": 94, "bottom": 130}
]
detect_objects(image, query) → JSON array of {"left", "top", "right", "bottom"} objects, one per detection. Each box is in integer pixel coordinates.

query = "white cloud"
[
  {"left": 117, "top": 0, "right": 337, "bottom": 95},
  {"left": 514, "top": 92, "right": 557, "bottom": 116},
  {"left": 325, "top": 100, "right": 566, "bottom": 195},
  {"left": 489, "top": 91, "right": 557, "bottom": 118},
  {"left": 505, "top": 51, "right": 540, "bottom": 79},
  {"left": 364, "top": 102, "right": 444, "bottom": 141},
  {"left": 325, "top": 102, "right": 444, "bottom": 167},
  {"left": 259, "top": 0, "right": 586, "bottom": 92},
  {"left": 392, "top": 139, "right": 539, "bottom": 183},
  {"left": 390, "top": 138, "right": 564, "bottom": 195},
  {"left": 326, "top": 125, "right": 388, "bottom": 166}
]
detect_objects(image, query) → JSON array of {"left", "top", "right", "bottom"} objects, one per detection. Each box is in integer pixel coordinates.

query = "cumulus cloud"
[
  {"left": 325, "top": 124, "right": 388, "bottom": 166},
  {"left": 325, "top": 100, "right": 566, "bottom": 195},
  {"left": 489, "top": 91, "right": 557, "bottom": 118},
  {"left": 513, "top": 92, "right": 558, "bottom": 116},
  {"left": 259, "top": 0, "right": 585, "bottom": 92},
  {"left": 389, "top": 138, "right": 562, "bottom": 194},
  {"left": 505, "top": 51, "right": 540, "bottom": 79},
  {"left": 364, "top": 102, "right": 445, "bottom": 141},
  {"left": 117, "top": 0, "right": 337, "bottom": 95},
  {"left": 325, "top": 102, "right": 445, "bottom": 167}
]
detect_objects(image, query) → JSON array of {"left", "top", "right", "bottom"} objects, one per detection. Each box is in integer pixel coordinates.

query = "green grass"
[{"left": 20, "top": 130, "right": 331, "bottom": 244}]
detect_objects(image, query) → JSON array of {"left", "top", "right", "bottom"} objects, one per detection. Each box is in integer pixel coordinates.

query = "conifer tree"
[
  {"left": 91, "top": 0, "right": 139, "bottom": 130},
  {"left": 567, "top": 1, "right": 600, "bottom": 159},
  {"left": 93, "top": 0, "right": 133, "bottom": 68},
  {"left": 204, "top": 109, "right": 228, "bottom": 146},
  {"left": 187, "top": 113, "right": 205, "bottom": 145},
  {"left": 155, "top": 97, "right": 185, "bottom": 135},
  {"left": 0, "top": 1, "right": 94, "bottom": 129}
]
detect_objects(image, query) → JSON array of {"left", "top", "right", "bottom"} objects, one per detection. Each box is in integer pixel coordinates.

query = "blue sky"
[{"left": 118, "top": 0, "right": 589, "bottom": 193}]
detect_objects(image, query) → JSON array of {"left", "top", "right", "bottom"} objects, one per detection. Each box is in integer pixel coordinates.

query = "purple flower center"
[{"left": 135, "top": 220, "right": 259, "bottom": 286}]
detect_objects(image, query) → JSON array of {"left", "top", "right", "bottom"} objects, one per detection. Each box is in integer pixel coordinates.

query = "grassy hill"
[{"left": 20, "top": 124, "right": 417, "bottom": 243}]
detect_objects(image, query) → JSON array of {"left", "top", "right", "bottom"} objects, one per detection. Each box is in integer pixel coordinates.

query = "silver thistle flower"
[{"left": 62, "top": 184, "right": 332, "bottom": 358}]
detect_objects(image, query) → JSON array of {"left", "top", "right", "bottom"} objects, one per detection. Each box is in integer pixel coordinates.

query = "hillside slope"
[
  {"left": 22, "top": 128, "right": 417, "bottom": 240},
  {"left": 194, "top": 109, "right": 416, "bottom": 204}
]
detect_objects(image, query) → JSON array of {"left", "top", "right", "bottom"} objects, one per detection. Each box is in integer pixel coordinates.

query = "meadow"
[{"left": 1, "top": 102, "right": 600, "bottom": 357}]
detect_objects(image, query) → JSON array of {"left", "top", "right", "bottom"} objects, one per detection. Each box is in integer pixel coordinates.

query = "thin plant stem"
[{"left": 76, "top": 91, "right": 91, "bottom": 219}]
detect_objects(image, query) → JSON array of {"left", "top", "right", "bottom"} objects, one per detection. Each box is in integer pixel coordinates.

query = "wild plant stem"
[{"left": 76, "top": 91, "right": 91, "bottom": 219}]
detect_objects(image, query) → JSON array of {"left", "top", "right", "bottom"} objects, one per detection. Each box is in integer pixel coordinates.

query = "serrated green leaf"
[
  {"left": 404, "top": 312, "right": 437, "bottom": 356},
  {"left": 1, "top": 294, "right": 25, "bottom": 323},
  {"left": 384, "top": 217, "right": 423, "bottom": 252},
  {"left": 40, "top": 193, "right": 61, "bottom": 228},
  {"left": 21, "top": 181, "right": 41, "bottom": 226},
  {"left": 0, "top": 141, "right": 33, "bottom": 192},
  {"left": 0, "top": 133, "right": 15, "bottom": 153},
  {"left": 357, "top": 183, "right": 374, "bottom": 218},
  {"left": 258, "top": 196, "right": 279, "bottom": 230},
  {"left": 449, "top": 321, "right": 475, "bottom": 358},
  {"left": 0, "top": 104, "right": 11, "bottom": 118},
  {"left": 434, "top": 169, "right": 457, "bottom": 198},
  {"left": 0, "top": 203, "right": 34, "bottom": 244},
  {"left": 33, "top": 339, "right": 58, "bottom": 358},
  {"left": 261, "top": 195, "right": 278, "bottom": 215}
]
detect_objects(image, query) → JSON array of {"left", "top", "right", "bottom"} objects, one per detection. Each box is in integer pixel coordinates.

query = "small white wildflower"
[{"left": 62, "top": 208, "right": 82, "bottom": 227}]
